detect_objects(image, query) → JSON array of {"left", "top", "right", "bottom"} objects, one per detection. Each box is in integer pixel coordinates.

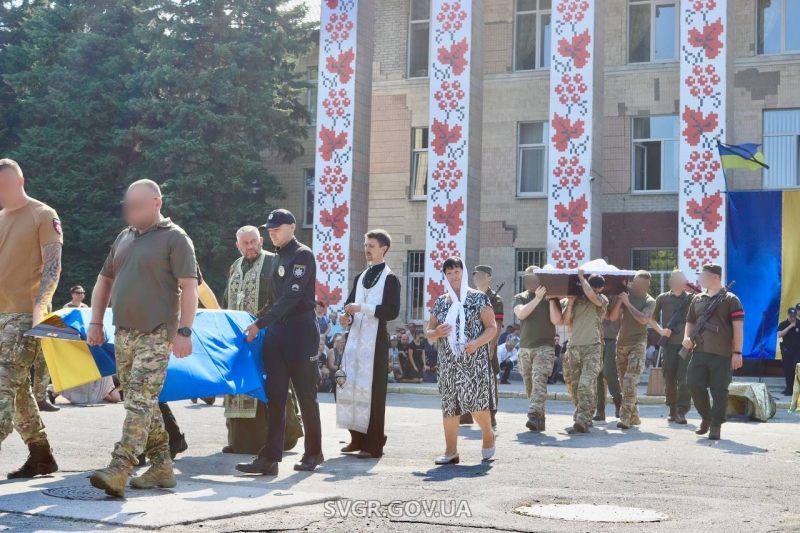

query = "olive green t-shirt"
[
  {"left": 687, "top": 291, "right": 744, "bottom": 358},
  {"left": 569, "top": 294, "right": 609, "bottom": 346},
  {"left": 617, "top": 293, "right": 656, "bottom": 346},
  {"left": 653, "top": 290, "right": 691, "bottom": 345},
  {"left": 101, "top": 217, "right": 197, "bottom": 341},
  {"left": 603, "top": 295, "right": 620, "bottom": 340},
  {"left": 512, "top": 291, "right": 555, "bottom": 349}
]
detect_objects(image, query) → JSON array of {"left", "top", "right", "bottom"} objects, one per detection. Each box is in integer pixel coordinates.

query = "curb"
[{"left": 386, "top": 385, "right": 793, "bottom": 410}]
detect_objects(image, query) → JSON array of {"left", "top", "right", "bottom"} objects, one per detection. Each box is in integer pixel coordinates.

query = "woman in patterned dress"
[{"left": 426, "top": 257, "right": 498, "bottom": 464}]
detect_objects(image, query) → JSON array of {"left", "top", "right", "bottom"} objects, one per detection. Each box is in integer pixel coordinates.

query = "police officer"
[
  {"left": 778, "top": 306, "right": 800, "bottom": 396},
  {"left": 683, "top": 263, "right": 744, "bottom": 441},
  {"left": 238, "top": 209, "right": 322, "bottom": 475}
]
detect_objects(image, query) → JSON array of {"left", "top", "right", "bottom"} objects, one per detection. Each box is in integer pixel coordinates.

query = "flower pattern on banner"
[
  {"left": 679, "top": 0, "right": 726, "bottom": 278},
  {"left": 312, "top": 0, "right": 359, "bottom": 311},
  {"left": 424, "top": 0, "right": 472, "bottom": 318},
  {"left": 547, "top": 0, "right": 595, "bottom": 269}
]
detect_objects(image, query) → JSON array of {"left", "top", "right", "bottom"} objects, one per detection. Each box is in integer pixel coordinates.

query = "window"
[
  {"left": 408, "top": 0, "right": 430, "bottom": 78},
  {"left": 517, "top": 122, "right": 549, "bottom": 196},
  {"left": 631, "top": 248, "right": 678, "bottom": 298},
  {"left": 302, "top": 169, "right": 315, "bottom": 228},
  {"left": 763, "top": 109, "right": 800, "bottom": 189},
  {"left": 515, "top": 249, "right": 547, "bottom": 294},
  {"left": 628, "top": 0, "right": 678, "bottom": 63},
  {"left": 410, "top": 128, "right": 429, "bottom": 199},
  {"left": 514, "top": 0, "right": 552, "bottom": 71},
  {"left": 632, "top": 116, "right": 679, "bottom": 192},
  {"left": 407, "top": 251, "right": 426, "bottom": 322},
  {"left": 307, "top": 67, "right": 318, "bottom": 125},
  {"left": 758, "top": 0, "right": 800, "bottom": 55}
]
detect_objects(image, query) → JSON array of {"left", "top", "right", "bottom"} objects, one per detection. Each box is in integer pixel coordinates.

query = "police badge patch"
[
  {"left": 293, "top": 265, "right": 306, "bottom": 278},
  {"left": 278, "top": 265, "right": 285, "bottom": 277}
]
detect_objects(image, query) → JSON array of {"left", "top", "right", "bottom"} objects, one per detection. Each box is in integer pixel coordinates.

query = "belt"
[{"left": 277, "top": 310, "right": 315, "bottom": 325}]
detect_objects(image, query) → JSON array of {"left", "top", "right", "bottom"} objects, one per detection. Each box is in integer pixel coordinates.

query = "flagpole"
[{"left": 715, "top": 139, "right": 737, "bottom": 212}]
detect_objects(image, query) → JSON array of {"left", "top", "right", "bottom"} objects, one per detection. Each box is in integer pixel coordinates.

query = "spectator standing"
[
  {"left": 63, "top": 286, "right": 88, "bottom": 308},
  {"left": 778, "top": 307, "right": 800, "bottom": 396}
]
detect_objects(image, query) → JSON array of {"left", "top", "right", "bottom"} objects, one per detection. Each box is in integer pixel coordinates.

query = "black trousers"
[
  {"left": 158, "top": 403, "right": 182, "bottom": 443},
  {"left": 258, "top": 317, "right": 322, "bottom": 462},
  {"left": 783, "top": 349, "right": 799, "bottom": 392},
  {"left": 500, "top": 360, "right": 514, "bottom": 382}
]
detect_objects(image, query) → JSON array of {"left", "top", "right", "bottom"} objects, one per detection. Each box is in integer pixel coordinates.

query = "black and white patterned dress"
[{"left": 432, "top": 291, "right": 495, "bottom": 417}]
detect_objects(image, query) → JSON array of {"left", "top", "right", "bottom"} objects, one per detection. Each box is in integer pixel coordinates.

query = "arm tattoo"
[
  {"left": 626, "top": 305, "right": 652, "bottom": 323},
  {"left": 35, "top": 243, "right": 62, "bottom": 309}
]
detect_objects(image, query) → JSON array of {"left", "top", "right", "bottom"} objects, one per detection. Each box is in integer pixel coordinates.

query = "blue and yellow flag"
[
  {"left": 718, "top": 142, "right": 769, "bottom": 171},
  {"left": 727, "top": 191, "right": 800, "bottom": 359},
  {"left": 31, "top": 309, "right": 266, "bottom": 402}
]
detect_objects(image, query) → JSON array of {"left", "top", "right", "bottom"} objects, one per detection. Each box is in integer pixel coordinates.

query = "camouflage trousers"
[
  {"left": 32, "top": 347, "right": 51, "bottom": 403},
  {"left": 0, "top": 314, "right": 49, "bottom": 449},
  {"left": 563, "top": 349, "right": 575, "bottom": 404},
  {"left": 111, "top": 326, "right": 171, "bottom": 471},
  {"left": 517, "top": 346, "right": 555, "bottom": 417},
  {"left": 567, "top": 344, "right": 603, "bottom": 427},
  {"left": 616, "top": 342, "right": 646, "bottom": 426}
]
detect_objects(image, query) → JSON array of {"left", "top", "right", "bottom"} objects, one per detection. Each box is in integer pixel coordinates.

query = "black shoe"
[
  {"left": 47, "top": 390, "right": 57, "bottom": 405},
  {"left": 222, "top": 445, "right": 235, "bottom": 454},
  {"left": 7, "top": 443, "right": 58, "bottom": 479},
  {"left": 137, "top": 453, "right": 146, "bottom": 466},
  {"left": 170, "top": 433, "right": 188, "bottom": 460},
  {"left": 236, "top": 456, "right": 279, "bottom": 475},
  {"left": 500, "top": 380, "right": 511, "bottom": 385},
  {"left": 675, "top": 412, "right": 688, "bottom": 425},
  {"left": 283, "top": 438, "right": 298, "bottom": 452},
  {"left": 614, "top": 399, "right": 621, "bottom": 419},
  {"left": 695, "top": 419, "right": 711, "bottom": 435},
  {"left": 201, "top": 396, "right": 216, "bottom": 405},
  {"left": 190, "top": 398, "right": 198, "bottom": 404},
  {"left": 294, "top": 453, "right": 324, "bottom": 472},
  {"left": 593, "top": 407, "right": 606, "bottom": 422},
  {"left": 37, "top": 401, "right": 59, "bottom": 413},
  {"left": 708, "top": 426, "right": 721, "bottom": 440}
]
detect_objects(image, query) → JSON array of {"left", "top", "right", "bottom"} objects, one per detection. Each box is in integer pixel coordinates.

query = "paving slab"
[{"left": 0, "top": 473, "right": 337, "bottom": 529}]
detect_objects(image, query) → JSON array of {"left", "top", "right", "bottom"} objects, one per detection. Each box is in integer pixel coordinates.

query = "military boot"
[
  {"left": 695, "top": 418, "right": 711, "bottom": 435},
  {"left": 130, "top": 454, "right": 176, "bottom": 489},
  {"left": 7, "top": 442, "right": 58, "bottom": 479},
  {"left": 614, "top": 399, "right": 621, "bottom": 418},
  {"left": 525, "top": 414, "right": 543, "bottom": 432},
  {"left": 593, "top": 405, "right": 606, "bottom": 422},
  {"left": 675, "top": 411, "right": 688, "bottom": 425},
  {"left": 90, "top": 465, "right": 130, "bottom": 498},
  {"left": 667, "top": 406, "right": 677, "bottom": 422},
  {"left": 708, "top": 426, "right": 721, "bottom": 440}
]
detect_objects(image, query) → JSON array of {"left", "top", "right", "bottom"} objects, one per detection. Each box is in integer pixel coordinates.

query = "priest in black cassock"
[{"left": 336, "top": 229, "right": 401, "bottom": 458}]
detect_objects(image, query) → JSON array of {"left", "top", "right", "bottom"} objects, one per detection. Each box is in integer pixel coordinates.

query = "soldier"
[
  {"left": 468, "top": 265, "right": 502, "bottom": 430},
  {"left": 594, "top": 297, "right": 622, "bottom": 421},
  {"left": 87, "top": 179, "right": 198, "bottom": 497},
  {"left": 650, "top": 270, "right": 693, "bottom": 424},
  {"left": 513, "top": 266, "right": 563, "bottom": 431},
  {"left": 683, "top": 263, "right": 744, "bottom": 441},
  {"left": 221, "top": 225, "right": 304, "bottom": 454},
  {"left": 562, "top": 271, "right": 608, "bottom": 434},
  {"left": 608, "top": 270, "right": 655, "bottom": 430},
  {"left": 238, "top": 209, "right": 323, "bottom": 475},
  {"left": 0, "top": 158, "right": 61, "bottom": 479}
]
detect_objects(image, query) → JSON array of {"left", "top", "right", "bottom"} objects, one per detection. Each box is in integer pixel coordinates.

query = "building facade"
[{"left": 269, "top": 0, "right": 800, "bottom": 326}]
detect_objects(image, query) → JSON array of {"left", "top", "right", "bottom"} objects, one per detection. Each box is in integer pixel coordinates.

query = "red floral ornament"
[
  {"left": 681, "top": 106, "right": 718, "bottom": 147},
  {"left": 319, "top": 203, "right": 350, "bottom": 238},
  {"left": 686, "top": 191, "right": 723, "bottom": 232},
  {"left": 432, "top": 198, "right": 465, "bottom": 236},
  {"left": 316, "top": 280, "right": 343, "bottom": 308},
  {"left": 437, "top": 38, "right": 469, "bottom": 76},
  {"left": 427, "top": 279, "right": 445, "bottom": 309},
  {"left": 687, "top": 19, "right": 724, "bottom": 60},
  {"left": 325, "top": 0, "right": 338, "bottom": 8},
  {"left": 325, "top": 48, "right": 355, "bottom": 83},
  {"left": 430, "top": 118, "right": 463, "bottom": 156},
  {"left": 554, "top": 195, "right": 589, "bottom": 234},
  {"left": 318, "top": 126, "right": 348, "bottom": 162},
  {"left": 557, "top": 29, "right": 592, "bottom": 69},
  {"left": 551, "top": 113, "right": 585, "bottom": 152}
]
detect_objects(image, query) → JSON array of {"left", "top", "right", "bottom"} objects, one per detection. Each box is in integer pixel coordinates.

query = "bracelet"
[
  {"left": 89, "top": 322, "right": 104, "bottom": 326},
  {"left": 732, "top": 351, "right": 742, "bottom": 355}
]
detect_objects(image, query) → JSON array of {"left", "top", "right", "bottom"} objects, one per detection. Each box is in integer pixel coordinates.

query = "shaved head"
[
  {"left": 0, "top": 159, "right": 26, "bottom": 209},
  {"left": 0, "top": 159, "right": 23, "bottom": 177},
  {"left": 128, "top": 179, "right": 162, "bottom": 198}
]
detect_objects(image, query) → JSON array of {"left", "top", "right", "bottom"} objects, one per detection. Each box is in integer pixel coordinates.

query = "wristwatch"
[
  {"left": 732, "top": 351, "right": 742, "bottom": 355},
  {"left": 177, "top": 327, "right": 192, "bottom": 338}
]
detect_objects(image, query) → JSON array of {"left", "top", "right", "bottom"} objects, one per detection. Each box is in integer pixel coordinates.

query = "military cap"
[
  {"left": 473, "top": 265, "right": 493, "bottom": 276},
  {"left": 696, "top": 263, "right": 722, "bottom": 276}
]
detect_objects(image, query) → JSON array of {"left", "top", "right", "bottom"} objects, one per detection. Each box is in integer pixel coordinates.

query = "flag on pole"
[{"left": 717, "top": 141, "right": 769, "bottom": 171}]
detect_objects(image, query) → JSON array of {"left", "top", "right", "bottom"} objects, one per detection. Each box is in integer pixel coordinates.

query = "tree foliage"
[{"left": 0, "top": 0, "right": 315, "bottom": 301}]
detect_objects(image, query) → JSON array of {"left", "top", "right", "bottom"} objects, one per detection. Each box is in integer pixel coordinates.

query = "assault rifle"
[
  {"left": 656, "top": 281, "right": 702, "bottom": 347},
  {"left": 678, "top": 281, "right": 736, "bottom": 359},
  {"left": 487, "top": 282, "right": 505, "bottom": 303}
]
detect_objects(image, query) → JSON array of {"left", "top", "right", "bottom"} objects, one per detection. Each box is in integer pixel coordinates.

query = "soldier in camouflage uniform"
[
  {"left": 0, "top": 159, "right": 62, "bottom": 479},
  {"left": 562, "top": 271, "right": 608, "bottom": 434},
  {"left": 471, "top": 265, "right": 502, "bottom": 430},
  {"left": 513, "top": 266, "right": 563, "bottom": 431},
  {"left": 607, "top": 271, "right": 656, "bottom": 430},
  {"left": 87, "top": 180, "right": 198, "bottom": 497}
]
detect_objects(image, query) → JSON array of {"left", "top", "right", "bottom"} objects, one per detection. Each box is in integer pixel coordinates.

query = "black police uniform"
[
  {"left": 252, "top": 235, "right": 322, "bottom": 465},
  {"left": 779, "top": 313, "right": 800, "bottom": 393}
]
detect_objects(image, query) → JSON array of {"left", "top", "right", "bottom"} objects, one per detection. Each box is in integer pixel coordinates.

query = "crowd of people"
[{"left": 0, "top": 156, "right": 751, "bottom": 497}]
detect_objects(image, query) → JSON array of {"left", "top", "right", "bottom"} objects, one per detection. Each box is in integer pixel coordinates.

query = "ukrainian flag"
[
  {"left": 28, "top": 309, "right": 267, "bottom": 402},
  {"left": 718, "top": 142, "right": 769, "bottom": 171},
  {"left": 727, "top": 190, "right": 800, "bottom": 359}
]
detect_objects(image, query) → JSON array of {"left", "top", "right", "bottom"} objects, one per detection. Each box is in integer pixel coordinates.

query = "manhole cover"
[
  {"left": 43, "top": 486, "right": 173, "bottom": 501},
  {"left": 516, "top": 504, "right": 666, "bottom": 523}
]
